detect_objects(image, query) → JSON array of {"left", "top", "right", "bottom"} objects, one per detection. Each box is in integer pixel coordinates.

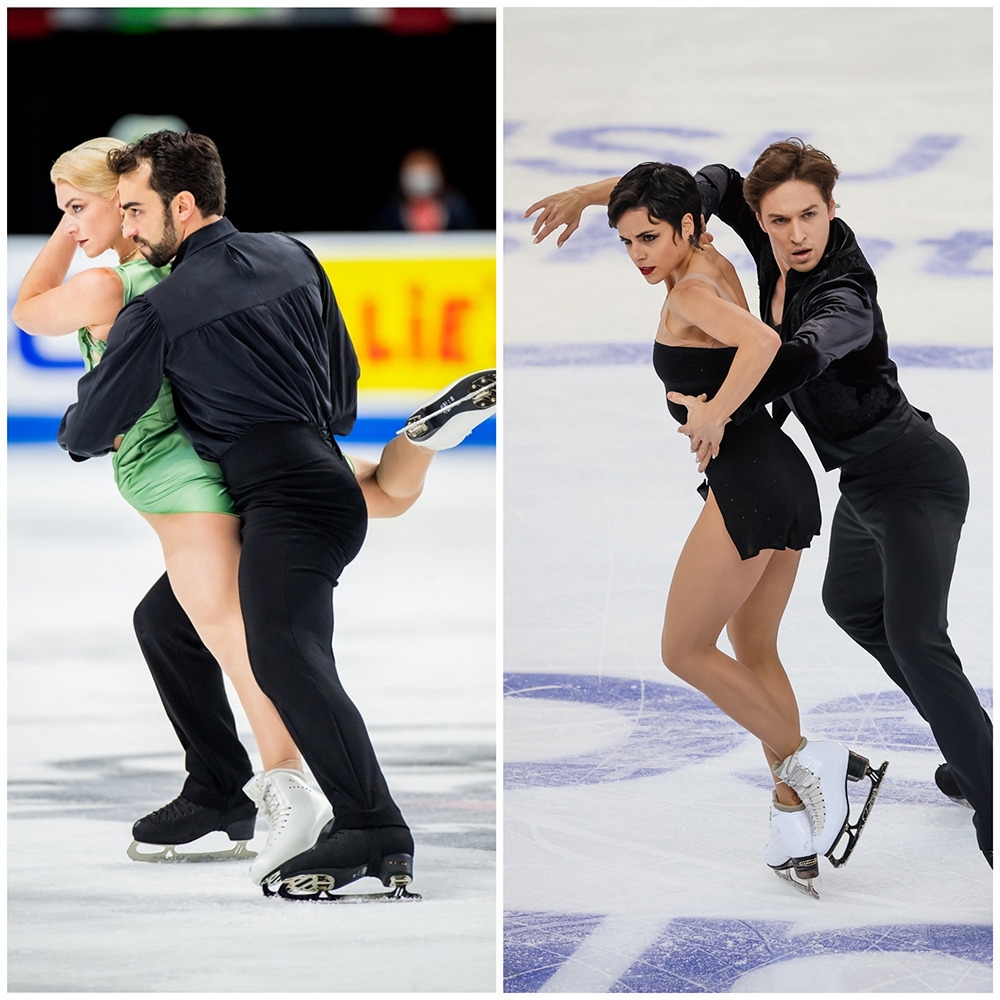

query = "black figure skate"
[
  {"left": 262, "top": 826, "right": 420, "bottom": 902},
  {"left": 128, "top": 793, "right": 257, "bottom": 863}
]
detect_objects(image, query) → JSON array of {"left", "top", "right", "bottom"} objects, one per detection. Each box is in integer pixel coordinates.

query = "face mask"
[{"left": 401, "top": 164, "right": 442, "bottom": 198}]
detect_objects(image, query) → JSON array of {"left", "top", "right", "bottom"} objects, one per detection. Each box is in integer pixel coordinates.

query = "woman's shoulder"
[
  {"left": 65, "top": 266, "right": 127, "bottom": 325},
  {"left": 73, "top": 264, "right": 126, "bottom": 296},
  {"left": 680, "top": 248, "right": 749, "bottom": 310},
  {"left": 672, "top": 269, "right": 730, "bottom": 301},
  {"left": 118, "top": 258, "right": 171, "bottom": 303}
]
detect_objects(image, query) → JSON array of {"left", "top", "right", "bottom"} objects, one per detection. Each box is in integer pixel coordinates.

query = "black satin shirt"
[
  {"left": 695, "top": 164, "right": 932, "bottom": 472},
  {"left": 58, "top": 218, "right": 359, "bottom": 463}
]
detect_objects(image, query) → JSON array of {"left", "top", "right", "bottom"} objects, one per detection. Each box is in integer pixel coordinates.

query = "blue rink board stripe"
[
  {"left": 6, "top": 414, "right": 496, "bottom": 447},
  {"left": 506, "top": 342, "right": 992, "bottom": 370}
]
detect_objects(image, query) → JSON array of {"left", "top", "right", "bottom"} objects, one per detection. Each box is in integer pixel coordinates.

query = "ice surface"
[
  {"left": 503, "top": 7, "right": 991, "bottom": 993},
  {"left": 8, "top": 446, "right": 496, "bottom": 993}
]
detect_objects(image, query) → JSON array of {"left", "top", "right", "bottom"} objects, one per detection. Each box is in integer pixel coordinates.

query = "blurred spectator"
[
  {"left": 373, "top": 148, "right": 478, "bottom": 232},
  {"left": 110, "top": 114, "right": 190, "bottom": 144}
]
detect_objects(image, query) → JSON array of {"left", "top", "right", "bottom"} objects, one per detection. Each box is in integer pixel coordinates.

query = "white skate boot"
[
  {"left": 243, "top": 769, "right": 334, "bottom": 885},
  {"left": 763, "top": 793, "right": 820, "bottom": 900},
  {"left": 772, "top": 738, "right": 888, "bottom": 867},
  {"left": 400, "top": 370, "right": 496, "bottom": 450}
]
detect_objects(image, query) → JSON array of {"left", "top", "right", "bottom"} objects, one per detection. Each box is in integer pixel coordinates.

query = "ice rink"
[
  {"left": 6, "top": 6, "right": 995, "bottom": 996},
  {"left": 7, "top": 443, "right": 496, "bottom": 992},
  {"left": 503, "top": 7, "right": 992, "bottom": 994}
]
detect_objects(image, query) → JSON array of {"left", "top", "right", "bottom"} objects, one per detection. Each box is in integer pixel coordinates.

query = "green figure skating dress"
[{"left": 79, "top": 258, "right": 237, "bottom": 516}]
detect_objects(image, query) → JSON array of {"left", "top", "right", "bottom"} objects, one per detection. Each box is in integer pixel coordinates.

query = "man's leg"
[
  {"left": 133, "top": 573, "right": 254, "bottom": 808},
  {"left": 821, "top": 493, "right": 922, "bottom": 707},
  {"left": 823, "top": 437, "right": 991, "bottom": 852},
  {"left": 220, "top": 424, "right": 407, "bottom": 832}
]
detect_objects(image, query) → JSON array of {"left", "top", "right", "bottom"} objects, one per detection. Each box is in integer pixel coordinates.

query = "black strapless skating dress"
[{"left": 653, "top": 342, "right": 821, "bottom": 560}]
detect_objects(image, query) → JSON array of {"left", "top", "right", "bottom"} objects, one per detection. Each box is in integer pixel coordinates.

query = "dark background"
[{"left": 7, "top": 9, "right": 496, "bottom": 235}]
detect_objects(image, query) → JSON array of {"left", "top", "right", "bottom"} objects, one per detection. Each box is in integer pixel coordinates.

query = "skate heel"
[
  {"left": 793, "top": 854, "right": 819, "bottom": 881},
  {"left": 770, "top": 856, "right": 820, "bottom": 900},
  {"left": 378, "top": 853, "right": 414, "bottom": 888},
  {"left": 224, "top": 816, "right": 256, "bottom": 842},
  {"left": 846, "top": 751, "right": 870, "bottom": 782}
]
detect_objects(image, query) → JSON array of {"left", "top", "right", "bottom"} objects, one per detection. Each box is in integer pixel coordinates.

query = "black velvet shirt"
[
  {"left": 58, "top": 218, "right": 360, "bottom": 463},
  {"left": 695, "top": 164, "right": 932, "bottom": 472}
]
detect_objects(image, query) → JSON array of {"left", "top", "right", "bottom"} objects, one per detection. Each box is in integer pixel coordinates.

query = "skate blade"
[
  {"left": 827, "top": 759, "right": 889, "bottom": 868},
  {"left": 398, "top": 376, "right": 497, "bottom": 438},
  {"left": 127, "top": 839, "right": 257, "bottom": 863},
  {"left": 773, "top": 867, "right": 820, "bottom": 900},
  {"left": 944, "top": 795, "right": 973, "bottom": 810},
  {"left": 262, "top": 872, "right": 420, "bottom": 902}
]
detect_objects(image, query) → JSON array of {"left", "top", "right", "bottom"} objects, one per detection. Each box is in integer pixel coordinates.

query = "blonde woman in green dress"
[{"left": 12, "top": 137, "right": 495, "bottom": 883}]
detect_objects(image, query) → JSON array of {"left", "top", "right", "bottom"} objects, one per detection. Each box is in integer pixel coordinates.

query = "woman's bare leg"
[
  {"left": 661, "top": 492, "right": 803, "bottom": 761},
  {"left": 351, "top": 434, "right": 435, "bottom": 518},
  {"left": 139, "top": 431, "right": 442, "bottom": 768},
  {"left": 350, "top": 367, "right": 496, "bottom": 516},
  {"left": 142, "top": 435, "right": 435, "bottom": 768},
  {"left": 726, "top": 548, "right": 805, "bottom": 806},
  {"left": 142, "top": 512, "right": 302, "bottom": 773}
]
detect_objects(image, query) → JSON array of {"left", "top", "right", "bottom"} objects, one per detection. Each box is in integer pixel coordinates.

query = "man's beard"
[{"left": 139, "top": 211, "right": 181, "bottom": 268}]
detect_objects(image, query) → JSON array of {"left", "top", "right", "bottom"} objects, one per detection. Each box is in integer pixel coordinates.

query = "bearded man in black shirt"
[{"left": 60, "top": 130, "right": 417, "bottom": 898}]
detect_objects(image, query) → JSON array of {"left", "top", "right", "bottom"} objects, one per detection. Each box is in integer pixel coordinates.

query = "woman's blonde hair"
[{"left": 50, "top": 137, "right": 127, "bottom": 200}]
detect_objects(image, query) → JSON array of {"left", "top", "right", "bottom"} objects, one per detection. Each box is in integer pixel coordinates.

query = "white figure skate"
[
  {"left": 243, "top": 769, "right": 334, "bottom": 885},
  {"left": 400, "top": 370, "right": 496, "bottom": 450},
  {"left": 763, "top": 793, "right": 820, "bottom": 900},
  {"left": 772, "top": 738, "right": 888, "bottom": 867}
]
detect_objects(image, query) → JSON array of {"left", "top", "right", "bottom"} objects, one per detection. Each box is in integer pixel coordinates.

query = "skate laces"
[
  {"left": 259, "top": 780, "right": 291, "bottom": 840},
  {"left": 144, "top": 795, "right": 198, "bottom": 822},
  {"left": 774, "top": 756, "right": 826, "bottom": 834}
]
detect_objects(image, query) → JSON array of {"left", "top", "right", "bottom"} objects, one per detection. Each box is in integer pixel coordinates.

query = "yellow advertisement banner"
[{"left": 320, "top": 256, "right": 496, "bottom": 390}]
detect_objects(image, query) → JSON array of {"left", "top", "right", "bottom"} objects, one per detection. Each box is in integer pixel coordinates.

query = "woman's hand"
[
  {"left": 666, "top": 391, "right": 729, "bottom": 473},
  {"left": 523, "top": 177, "right": 620, "bottom": 247},
  {"left": 523, "top": 187, "right": 590, "bottom": 246}
]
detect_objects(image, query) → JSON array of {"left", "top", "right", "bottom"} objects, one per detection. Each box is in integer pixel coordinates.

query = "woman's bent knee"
[{"left": 661, "top": 639, "right": 698, "bottom": 682}]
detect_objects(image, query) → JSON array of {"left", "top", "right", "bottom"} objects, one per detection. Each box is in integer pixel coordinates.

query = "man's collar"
[
  {"left": 784, "top": 218, "right": 854, "bottom": 292},
  {"left": 172, "top": 217, "right": 237, "bottom": 268}
]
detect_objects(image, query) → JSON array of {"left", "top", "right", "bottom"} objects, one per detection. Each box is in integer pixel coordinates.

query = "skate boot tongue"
[
  {"left": 242, "top": 770, "right": 334, "bottom": 885},
  {"left": 772, "top": 741, "right": 828, "bottom": 837}
]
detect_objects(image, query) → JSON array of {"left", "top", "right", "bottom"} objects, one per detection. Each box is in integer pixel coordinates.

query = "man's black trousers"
[
  {"left": 821, "top": 428, "right": 992, "bottom": 852},
  {"left": 134, "top": 421, "right": 407, "bottom": 832}
]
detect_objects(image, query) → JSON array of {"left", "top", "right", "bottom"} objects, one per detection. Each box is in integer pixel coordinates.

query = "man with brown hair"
[{"left": 527, "top": 139, "right": 992, "bottom": 867}]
